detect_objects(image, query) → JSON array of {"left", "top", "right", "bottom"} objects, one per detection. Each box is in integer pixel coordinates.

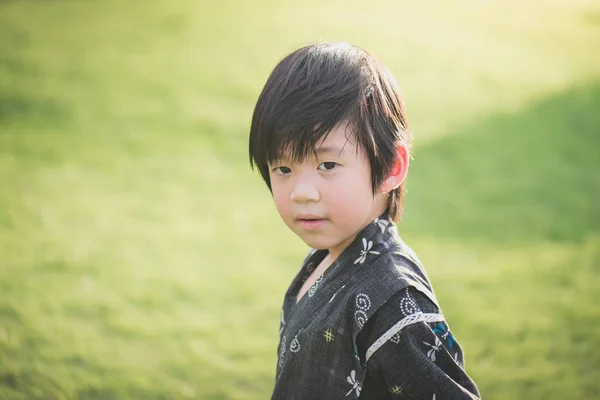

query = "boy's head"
[{"left": 249, "top": 43, "right": 411, "bottom": 250}]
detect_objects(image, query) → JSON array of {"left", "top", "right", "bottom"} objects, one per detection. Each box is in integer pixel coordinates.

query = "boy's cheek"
[{"left": 271, "top": 191, "right": 290, "bottom": 217}]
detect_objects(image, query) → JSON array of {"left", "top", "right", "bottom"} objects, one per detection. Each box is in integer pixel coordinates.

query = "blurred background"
[{"left": 0, "top": 0, "right": 599, "bottom": 399}]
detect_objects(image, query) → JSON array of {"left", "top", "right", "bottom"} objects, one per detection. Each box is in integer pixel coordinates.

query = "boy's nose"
[{"left": 290, "top": 180, "right": 320, "bottom": 203}]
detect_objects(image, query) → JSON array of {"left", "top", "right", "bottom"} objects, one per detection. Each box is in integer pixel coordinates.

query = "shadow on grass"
[{"left": 403, "top": 82, "right": 600, "bottom": 244}]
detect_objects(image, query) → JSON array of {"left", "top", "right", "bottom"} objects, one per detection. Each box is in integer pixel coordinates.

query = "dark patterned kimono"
[{"left": 272, "top": 214, "right": 480, "bottom": 399}]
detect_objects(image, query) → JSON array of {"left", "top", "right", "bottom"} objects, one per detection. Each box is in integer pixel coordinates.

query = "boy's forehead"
[{"left": 318, "top": 123, "right": 357, "bottom": 148}]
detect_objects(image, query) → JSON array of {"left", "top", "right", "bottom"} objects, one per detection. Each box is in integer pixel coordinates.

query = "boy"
[{"left": 249, "top": 43, "right": 480, "bottom": 399}]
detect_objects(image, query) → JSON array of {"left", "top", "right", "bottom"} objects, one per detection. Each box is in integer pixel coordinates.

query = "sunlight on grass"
[{"left": 1, "top": 0, "right": 599, "bottom": 399}]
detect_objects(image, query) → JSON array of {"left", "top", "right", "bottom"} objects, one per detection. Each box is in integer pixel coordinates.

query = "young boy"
[{"left": 249, "top": 43, "right": 480, "bottom": 399}]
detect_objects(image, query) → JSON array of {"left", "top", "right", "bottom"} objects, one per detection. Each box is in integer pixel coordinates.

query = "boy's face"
[{"left": 268, "top": 123, "right": 388, "bottom": 260}]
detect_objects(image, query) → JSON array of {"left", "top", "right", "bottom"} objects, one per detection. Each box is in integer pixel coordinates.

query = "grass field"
[{"left": 1, "top": 1, "right": 599, "bottom": 399}]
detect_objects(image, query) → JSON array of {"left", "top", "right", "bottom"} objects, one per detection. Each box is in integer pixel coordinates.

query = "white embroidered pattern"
[
  {"left": 355, "top": 310, "right": 368, "bottom": 329},
  {"left": 365, "top": 312, "right": 445, "bottom": 361},
  {"left": 355, "top": 293, "right": 371, "bottom": 310},
  {"left": 308, "top": 274, "right": 324, "bottom": 297},
  {"left": 279, "top": 309, "right": 285, "bottom": 335},
  {"left": 400, "top": 291, "right": 420, "bottom": 316},
  {"left": 278, "top": 335, "right": 287, "bottom": 367},
  {"left": 373, "top": 217, "right": 389, "bottom": 233},
  {"left": 345, "top": 370, "right": 362, "bottom": 397},
  {"left": 424, "top": 336, "right": 443, "bottom": 362},
  {"left": 354, "top": 293, "right": 372, "bottom": 329},
  {"left": 354, "top": 238, "right": 380, "bottom": 264},
  {"left": 390, "top": 332, "right": 401, "bottom": 344},
  {"left": 290, "top": 335, "right": 300, "bottom": 353},
  {"left": 329, "top": 284, "right": 347, "bottom": 303}
]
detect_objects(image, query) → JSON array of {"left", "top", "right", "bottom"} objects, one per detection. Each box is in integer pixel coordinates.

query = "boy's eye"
[
  {"left": 317, "top": 162, "right": 338, "bottom": 171},
  {"left": 273, "top": 166, "right": 292, "bottom": 175}
]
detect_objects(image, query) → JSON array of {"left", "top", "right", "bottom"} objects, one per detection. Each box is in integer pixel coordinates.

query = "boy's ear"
[{"left": 380, "top": 144, "right": 409, "bottom": 193}]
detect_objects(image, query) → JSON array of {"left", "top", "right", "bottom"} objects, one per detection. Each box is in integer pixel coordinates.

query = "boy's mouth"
[
  {"left": 295, "top": 213, "right": 327, "bottom": 229},
  {"left": 295, "top": 213, "right": 325, "bottom": 221}
]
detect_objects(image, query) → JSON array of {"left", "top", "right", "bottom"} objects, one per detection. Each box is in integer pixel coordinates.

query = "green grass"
[{"left": 0, "top": 1, "right": 599, "bottom": 399}]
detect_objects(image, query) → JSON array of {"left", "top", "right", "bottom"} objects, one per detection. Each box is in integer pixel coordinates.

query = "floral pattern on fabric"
[
  {"left": 345, "top": 370, "right": 362, "bottom": 397},
  {"left": 354, "top": 238, "right": 380, "bottom": 264}
]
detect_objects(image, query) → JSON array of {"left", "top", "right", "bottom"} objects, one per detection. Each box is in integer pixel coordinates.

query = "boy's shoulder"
[{"left": 352, "top": 236, "right": 440, "bottom": 311}]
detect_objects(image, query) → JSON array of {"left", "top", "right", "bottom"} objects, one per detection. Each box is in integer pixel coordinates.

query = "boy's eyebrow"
[
  {"left": 315, "top": 145, "right": 346, "bottom": 156},
  {"left": 269, "top": 144, "right": 348, "bottom": 165}
]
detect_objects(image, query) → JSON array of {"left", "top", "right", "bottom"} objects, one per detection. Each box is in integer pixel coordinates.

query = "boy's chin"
[
  {"left": 298, "top": 235, "right": 330, "bottom": 250},
  {"left": 297, "top": 236, "right": 333, "bottom": 252}
]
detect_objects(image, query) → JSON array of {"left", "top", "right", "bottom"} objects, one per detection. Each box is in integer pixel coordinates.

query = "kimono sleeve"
[{"left": 357, "top": 287, "right": 481, "bottom": 399}]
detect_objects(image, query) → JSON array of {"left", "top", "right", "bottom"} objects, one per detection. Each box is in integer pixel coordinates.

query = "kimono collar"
[
  {"left": 322, "top": 211, "right": 396, "bottom": 267},
  {"left": 297, "top": 211, "right": 398, "bottom": 290},
  {"left": 283, "top": 211, "right": 398, "bottom": 331}
]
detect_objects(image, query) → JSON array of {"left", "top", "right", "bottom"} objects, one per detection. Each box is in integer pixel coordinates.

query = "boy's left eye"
[{"left": 317, "top": 162, "right": 338, "bottom": 171}]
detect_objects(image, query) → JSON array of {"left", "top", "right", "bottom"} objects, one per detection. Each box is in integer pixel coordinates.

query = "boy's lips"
[{"left": 295, "top": 213, "right": 327, "bottom": 230}]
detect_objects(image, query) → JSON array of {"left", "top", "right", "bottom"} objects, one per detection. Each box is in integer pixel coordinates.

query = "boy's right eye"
[{"left": 273, "top": 166, "right": 292, "bottom": 175}]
